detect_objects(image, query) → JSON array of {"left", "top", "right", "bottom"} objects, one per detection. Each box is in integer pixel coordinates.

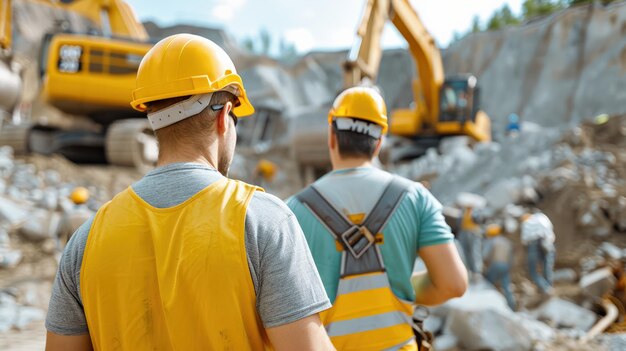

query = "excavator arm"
[
  {"left": 344, "top": 0, "right": 490, "bottom": 142},
  {"left": 344, "top": 0, "right": 444, "bottom": 135},
  {"left": 389, "top": 0, "right": 443, "bottom": 132},
  {"left": 343, "top": 0, "right": 389, "bottom": 86},
  {"left": 65, "top": 0, "right": 148, "bottom": 40},
  {"left": 0, "top": 0, "right": 11, "bottom": 50}
]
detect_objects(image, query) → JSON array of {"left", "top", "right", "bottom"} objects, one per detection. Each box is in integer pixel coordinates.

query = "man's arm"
[
  {"left": 412, "top": 242, "right": 468, "bottom": 305},
  {"left": 266, "top": 314, "right": 335, "bottom": 351},
  {"left": 247, "top": 193, "right": 333, "bottom": 348},
  {"left": 46, "top": 219, "right": 93, "bottom": 348},
  {"left": 412, "top": 186, "right": 468, "bottom": 305},
  {"left": 45, "top": 332, "right": 92, "bottom": 351}
]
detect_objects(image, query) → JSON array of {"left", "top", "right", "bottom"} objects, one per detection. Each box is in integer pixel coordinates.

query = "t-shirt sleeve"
[
  {"left": 45, "top": 217, "right": 93, "bottom": 335},
  {"left": 247, "top": 192, "right": 331, "bottom": 328},
  {"left": 415, "top": 185, "right": 454, "bottom": 250}
]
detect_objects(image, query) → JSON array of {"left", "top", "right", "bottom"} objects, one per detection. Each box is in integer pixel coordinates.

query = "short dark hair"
[{"left": 332, "top": 120, "right": 379, "bottom": 159}]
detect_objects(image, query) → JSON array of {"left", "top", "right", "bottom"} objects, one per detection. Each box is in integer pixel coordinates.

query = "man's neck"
[
  {"left": 331, "top": 157, "right": 373, "bottom": 171},
  {"left": 156, "top": 151, "right": 218, "bottom": 170}
]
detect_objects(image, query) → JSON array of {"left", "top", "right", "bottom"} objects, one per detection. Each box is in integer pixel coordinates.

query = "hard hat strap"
[
  {"left": 334, "top": 118, "right": 383, "bottom": 139},
  {"left": 147, "top": 93, "right": 217, "bottom": 130}
]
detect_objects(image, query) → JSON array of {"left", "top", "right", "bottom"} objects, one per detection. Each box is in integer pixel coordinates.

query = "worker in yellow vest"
[
  {"left": 45, "top": 34, "right": 334, "bottom": 351},
  {"left": 287, "top": 87, "right": 468, "bottom": 351}
]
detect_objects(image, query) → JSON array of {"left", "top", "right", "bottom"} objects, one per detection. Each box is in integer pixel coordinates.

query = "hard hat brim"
[{"left": 131, "top": 74, "right": 255, "bottom": 117}]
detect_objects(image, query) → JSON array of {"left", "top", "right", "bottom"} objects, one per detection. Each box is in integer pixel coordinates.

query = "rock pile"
[{"left": 0, "top": 148, "right": 140, "bottom": 333}]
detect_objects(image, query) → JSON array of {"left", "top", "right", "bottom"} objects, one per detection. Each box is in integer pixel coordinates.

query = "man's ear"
[
  {"left": 328, "top": 125, "right": 336, "bottom": 150},
  {"left": 216, "top": 101, "right": 234, "bottom": 135},
  {"left": 372, "top": 136, "right": 383, "bottom": 157}
]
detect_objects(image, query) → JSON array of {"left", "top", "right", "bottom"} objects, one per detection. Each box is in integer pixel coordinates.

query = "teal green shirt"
[{"left": 286, "top": 167, "right": 453, "bottom": 303}]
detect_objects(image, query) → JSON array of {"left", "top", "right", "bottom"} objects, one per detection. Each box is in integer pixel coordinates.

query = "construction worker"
[
  {"left": 255, "top": 158, "right": 278, "bottom": 187},
  {"left": 458, "top": 205, "right": 483, "bottom": 280},
  {"left": 45, "top": 34, "right": 334, "bottom": 351},
  {"left": 286, "top": 87, "right": 467, "bottom": 351},
  {"left": 506, "top": 113, "right": 521, "bottom": 136},
  {"left": 521, "top": 210, "right": 556, "bottom": 295},
  {"left": 57, "top": 187, "right": 94, "bottom": 244},
  {"left": 483, "top": 224, "right": 516, "bottom": 310}
]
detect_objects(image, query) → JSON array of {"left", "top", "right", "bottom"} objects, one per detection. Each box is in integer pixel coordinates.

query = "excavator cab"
[
  {"left": 41, "top": 34, "right": 151, "bottom": 120},
  {"left": 436, "top": 75, "right": 491, "bottom": 142},
  {"left": 438, "top": 76, "right": 477, "bottom": 124}
]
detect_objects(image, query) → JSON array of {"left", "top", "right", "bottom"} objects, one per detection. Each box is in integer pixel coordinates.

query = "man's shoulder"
[{"left": 247, "top": 191, "right": 294, "bottom": 224}]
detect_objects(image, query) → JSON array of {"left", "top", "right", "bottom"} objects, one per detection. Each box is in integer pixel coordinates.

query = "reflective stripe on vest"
[
  {"left": 80, "top": 178, "right": 271, "bottom": 350},
  {"left": 321, "top": 269, "right": 416, "bottom": 351}
]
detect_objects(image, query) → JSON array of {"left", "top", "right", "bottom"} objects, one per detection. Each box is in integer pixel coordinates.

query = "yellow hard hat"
[
  {"left": 328, "top": 87, "right": 388, "bottom": 135},
  {"left": 256, "top": 159, "right": 277, "bottom": 182},
  {"left": 486, "top": 224, "right": 502, "bottom": 237},
  {"left": 70, "top": 187, "right": 89, "bottom": 205},
  {"left": 130, "top": 33, "right": 254, "bottom": 117}
]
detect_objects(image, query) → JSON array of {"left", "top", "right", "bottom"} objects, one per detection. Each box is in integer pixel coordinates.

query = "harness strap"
[{"left": 297, "top": 175, "right": 413, "bottom": 263}]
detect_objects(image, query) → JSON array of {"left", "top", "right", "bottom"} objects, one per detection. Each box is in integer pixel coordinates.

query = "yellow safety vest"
[
  {"left": 320, "top": 269, "right": 417, "bottom": 351},
  {"left": 461, "top": 208, "right": 480, "bottom": 232},
  {"left": 296, "top": 178, "right": 418, "bottom": 351},
  {"left": 80, "top": 178, "right": 271, "bottom": 350}
]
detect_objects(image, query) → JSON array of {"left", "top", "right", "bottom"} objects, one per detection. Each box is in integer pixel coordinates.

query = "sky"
[{"left": 126, "top": 0, "right": 524, "bottom": 53}]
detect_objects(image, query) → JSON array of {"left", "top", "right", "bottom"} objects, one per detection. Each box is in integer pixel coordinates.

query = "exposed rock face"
[{"left": 443, "top": 2, "right": 626, "bottom": 133}]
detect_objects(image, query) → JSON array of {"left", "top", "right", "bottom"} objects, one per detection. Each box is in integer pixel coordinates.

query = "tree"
[
  {"left": 486, "top": 4, "right": 520, "bottom": 31},
  {"left": 487, "top": 13, "right": 502, "bottom": 31},
  {"left": 471, "top": 15, "right": 482, "bottom": 33},
  {"left": 259, "top": 28, "right": 272, "bottom": 56},
  {"left": 242, "top": 38, "right": 255, "bottom": 54},
  {"left": 522, "top": 0, "right": 564, "bottom": 20},
  {"left": 500, "top": 4, "right": 520, "bottom": 26},
  {"left": 278, "top": 38, "right": 297, "bottom": 61}
]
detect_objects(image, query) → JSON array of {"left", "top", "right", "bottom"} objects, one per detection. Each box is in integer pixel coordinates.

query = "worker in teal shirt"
[{"left": 287, "top": 87, "right": 468, "bottom": 350}]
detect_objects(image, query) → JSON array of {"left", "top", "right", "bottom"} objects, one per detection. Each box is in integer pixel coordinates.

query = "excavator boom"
[
  {"left": 343, "top": 0, "right": 490, "bottom": 143},
  {"left": 0, "top": 0, "right": 11, "bottom": 50}
]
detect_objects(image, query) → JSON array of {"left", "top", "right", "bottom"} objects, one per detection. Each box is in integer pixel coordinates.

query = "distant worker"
[
  {"left": 521, "top": 210, "right": 556, "bottom": 295},
  {"left": 483, "top": 224, "right": 516, "bottom": 310},
  {"left": 458, "top": 205, "right": 483, "bottom": 280},
  {"left": 46, "top": 34, "right": 334, "bottom": 351},
  {"left": 506, "top": 113, "right": 521, "bottom": 136},
  {"left": 287, "top": 87, "right": 467, "bottom": 350},
  {"left": 255, "top": 158, "right": 278, "bottom": 185},
  {"left": 57, "top": 187, "right": 94, "bottom": 244}
]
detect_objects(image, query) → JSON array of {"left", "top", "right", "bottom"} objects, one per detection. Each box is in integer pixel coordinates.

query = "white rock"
[
  {"left": 14, "top": 306, "right": 45, "bottom": 330},
  {"left": 433, "top": 334, "right": 459, "bottom": 351},
  {"left": 580, "top": 268, "right": 616, "bottom": 298},
  {"left": 533, "top": 297, "right": 597, "bottom": 331},
  {"left": 599, "top": 242, "right": 623, "bottom": 260},
  {"left": 553, "top": 268, "right": 578, "bottom": 283},
  {"left": 19, "top": 208, "right": 61, "bottom": 241}
]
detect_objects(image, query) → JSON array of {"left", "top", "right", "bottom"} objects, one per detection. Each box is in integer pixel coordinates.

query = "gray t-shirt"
[{"left": 46, "top": 163, "right": 331, "bottom": 335}]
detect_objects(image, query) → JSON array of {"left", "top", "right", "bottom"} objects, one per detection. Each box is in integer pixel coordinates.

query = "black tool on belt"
[{"left": 412, "top": 306, "right": 434, "bottom": 351}]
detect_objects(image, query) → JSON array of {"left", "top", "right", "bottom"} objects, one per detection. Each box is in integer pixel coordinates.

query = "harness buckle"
[{"left": 340, "top": 225, "right": 376, "bottom": 259}]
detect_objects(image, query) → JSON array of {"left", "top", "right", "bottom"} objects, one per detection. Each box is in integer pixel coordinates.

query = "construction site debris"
[
  {"left": 552, "top": 268, "right": 578, "bottom": 284},
  {"left": 580, "top": 268, "right": 617, "bottom": 299},
  {"left": 431, "top": 334, "right": 458, "bottom": 351},
  {"left": 19, "top": 209, "right": 60, "bottom": 242},
  {"left": 533, "top": 297, "right": 597, "bottom": 331}
]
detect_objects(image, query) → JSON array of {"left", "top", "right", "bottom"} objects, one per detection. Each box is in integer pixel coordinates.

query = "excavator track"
[
  {"left": 105, "top": 118, "right": 157, "bottom": 172},
  {"left": 0, "top": 122, "right": 31, "bottom": 155}
]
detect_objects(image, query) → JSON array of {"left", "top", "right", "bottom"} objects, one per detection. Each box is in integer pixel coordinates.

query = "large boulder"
[{"left": 532, "top": 297, "right": 597, "bottom": 331}]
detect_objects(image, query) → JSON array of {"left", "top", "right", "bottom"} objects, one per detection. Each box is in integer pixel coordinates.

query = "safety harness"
[{"left": 297, "top": 175, "right": 433, "bottom": 351}]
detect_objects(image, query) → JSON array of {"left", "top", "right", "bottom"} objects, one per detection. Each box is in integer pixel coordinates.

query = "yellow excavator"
[
  {"left": 292, "top": 0, "right": 491, "bottom": 181},
  {"left": 0, "top": 0, "right": 155, "bottom": 168},
  {"left": 347, "top": 0, "right": 491, "bottom": 160}
]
